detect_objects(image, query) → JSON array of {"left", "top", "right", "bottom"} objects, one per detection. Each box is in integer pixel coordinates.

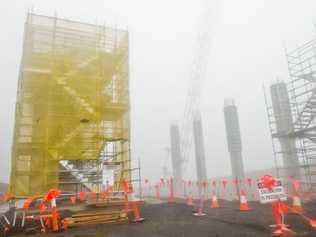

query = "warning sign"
[{"left": 257, "top": 179, "right": 287, "bottom": 204}]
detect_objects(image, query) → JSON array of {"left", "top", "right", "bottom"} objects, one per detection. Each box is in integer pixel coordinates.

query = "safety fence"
[
  {"left": 141, "top": 175, "right": 316, "bottom": 236},
  {"left": 0, "top": 179, "right": 143, "bottom": 235},
  {"left": 140, "top": 176, "right": 315, "bottom": 202},
  {"left": 1, "top": 175, "right": 316, "bottom": 236}
]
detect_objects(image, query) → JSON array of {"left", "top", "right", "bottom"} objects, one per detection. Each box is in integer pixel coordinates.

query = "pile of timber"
[
  {"left": 86, "top": 198, "right": 126, "bottom": 208},
  {"left": 64, "top": 197, "right": 129, "bottom": 227},
  {"left": 64, "top": 209, "right": 128, "bottom": 227}
]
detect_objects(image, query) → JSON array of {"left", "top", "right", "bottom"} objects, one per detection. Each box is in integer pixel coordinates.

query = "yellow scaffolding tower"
[{"left": 10, "top": 13, "right": 131, "bottom": 198}]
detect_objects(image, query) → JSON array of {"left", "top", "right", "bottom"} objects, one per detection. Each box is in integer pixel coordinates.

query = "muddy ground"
[{"left": 11, "top": 200, "right": 316, "bottom": 237}]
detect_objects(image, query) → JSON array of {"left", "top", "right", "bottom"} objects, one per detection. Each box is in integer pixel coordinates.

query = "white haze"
[{"left": 0, "top": 0, "right": 316, "bottom": 183}]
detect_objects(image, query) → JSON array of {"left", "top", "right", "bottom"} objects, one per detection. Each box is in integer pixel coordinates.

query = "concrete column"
[{"left": 224, "top": 99, "right": 245, "bottom": 196}]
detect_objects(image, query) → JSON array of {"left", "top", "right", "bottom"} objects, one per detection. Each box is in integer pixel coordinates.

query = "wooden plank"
[
  {"left": 72, "top": 210, "right": 123, "bottom": 218},
  {"left": 67, "top": 217, "right": 128, "bottom": 227},
  {"left": 66, "top": 212, "right": 127, "bottom": 223},
  {"left": 69, "top": 215, "right": 124, "bottom": 223}
]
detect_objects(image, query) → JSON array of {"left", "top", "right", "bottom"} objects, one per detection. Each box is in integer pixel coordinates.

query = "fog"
[{"left": 0, "top": 0, "right": 316, "bottom": 183}]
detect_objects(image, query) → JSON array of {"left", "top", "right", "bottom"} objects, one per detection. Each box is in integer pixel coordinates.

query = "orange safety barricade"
[
  {"left": 23, "top": 197, "right": 33, "bottom": 209},
  {"left": 79, "top": 191, "right": 86, "bottom": 201}
]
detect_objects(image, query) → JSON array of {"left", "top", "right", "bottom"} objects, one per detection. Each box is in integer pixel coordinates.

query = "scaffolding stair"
[
  {"left": 297, "top": 71, "right": 316, "bottom": 83},
  {"left": 54, "top": 69, "right": 109, "bottom": 188},
  {"left": 55, "top": 77, "right": 98, "bottom": 116},
  {"left": 55, "top": 56, "right": 99, "bottom": 115},
  {"left": 60, "top": 160, "right": 99, "bottom": 192},
  {"left": 293, "top": 72, "right": 316, "bottom": 130},
  {"left": 294, "top": 90, "right": 316, "bottom": 129},
  {"left": 47, "top": 57, "right": 101, "bottom": 160}
]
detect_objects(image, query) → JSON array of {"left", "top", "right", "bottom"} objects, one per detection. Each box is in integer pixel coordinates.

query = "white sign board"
[{"left": 257, "top": 179, "right": 287, "bottom": 204}]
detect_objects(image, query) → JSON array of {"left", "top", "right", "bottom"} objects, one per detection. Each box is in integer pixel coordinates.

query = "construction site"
[{"left": 1, "top": 0, "right": 316, "bottom": 236}]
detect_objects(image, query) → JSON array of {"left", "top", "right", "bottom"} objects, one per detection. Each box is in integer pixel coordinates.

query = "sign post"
[
  {"left": 257, "top": 179, "right": 287, "bottom": 204},
  {"left": 257, "top": 175, "right": 294, "bottom": 236}
]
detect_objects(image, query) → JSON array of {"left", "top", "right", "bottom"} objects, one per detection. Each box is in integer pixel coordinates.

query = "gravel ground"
[{"left": 9, "top": 199, "right": 316, "bottom": 237}]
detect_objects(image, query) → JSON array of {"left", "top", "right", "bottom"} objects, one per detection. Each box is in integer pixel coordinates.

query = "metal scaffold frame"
[
  {"left": 286, "top": 39, "right": 316, "bottom": 191},
  {"left": 264, "top": 37, "right": 316, "bottom": 193},
  {"left": 10, "top": 13, "right": 131, "bottom": 198}
]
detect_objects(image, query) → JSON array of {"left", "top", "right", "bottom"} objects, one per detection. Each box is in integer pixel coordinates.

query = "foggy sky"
[{"left": 0, "top": 0, "right": 316, "bottom": 183}]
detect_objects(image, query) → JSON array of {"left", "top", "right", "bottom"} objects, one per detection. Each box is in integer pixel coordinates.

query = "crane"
[{"left": 179, "top": 0, "right": 218, "bottom": 177}]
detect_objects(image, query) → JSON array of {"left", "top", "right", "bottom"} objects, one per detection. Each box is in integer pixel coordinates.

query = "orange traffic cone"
[
  {"left": 187, "top": 194, "right": 193, "bottom": 206},
  {"left": 239, "top": 190, "right": 250, "bottom": 211},
  {"left": 292, "top": 194, "right": 303, "bottom": 213},
  {"left": 131, "top": 201, "right": 145, "bottom": 222},
  {"left": 210, "top": 193, "right": 219, "bottom": 209}
]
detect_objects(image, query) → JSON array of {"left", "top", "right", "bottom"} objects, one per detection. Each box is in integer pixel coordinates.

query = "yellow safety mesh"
[{"left": 10, "top": 13, "right": 130, "bottom": 198}]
